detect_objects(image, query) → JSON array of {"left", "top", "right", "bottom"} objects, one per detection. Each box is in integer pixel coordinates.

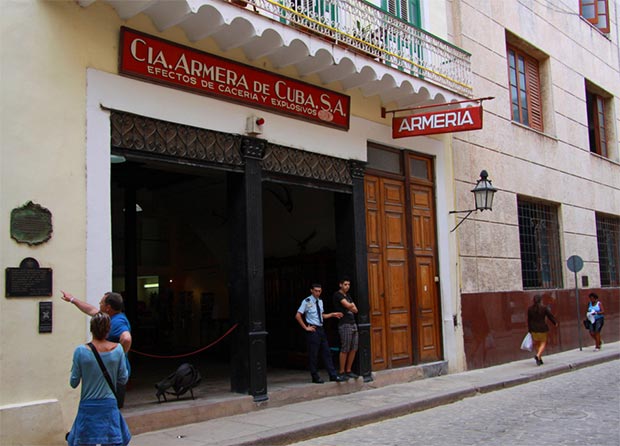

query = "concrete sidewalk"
[{"left": 131, "top": 343, "right": 619, "bottom": 446}]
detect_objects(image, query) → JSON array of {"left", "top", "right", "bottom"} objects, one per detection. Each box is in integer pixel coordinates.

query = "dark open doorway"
[
  {"left": 262, "top": 182, "right": 339, "bottom": 369},
  {"left": 110, "top": 160, "right": 344, "bottom": 401},
  {"left": 111, "top": 160, "right": 235, "bottom": 402},
  {"left": 111, "top": 161, "right": 232, "bottom": 359}
]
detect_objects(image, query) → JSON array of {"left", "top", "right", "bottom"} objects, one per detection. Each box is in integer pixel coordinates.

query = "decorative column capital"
[
  {"left": 241, "top": 137, "right": 266, "bottom": 160},
  {"left": 349, "top": 160, "right": 367, "bottom": 179}
]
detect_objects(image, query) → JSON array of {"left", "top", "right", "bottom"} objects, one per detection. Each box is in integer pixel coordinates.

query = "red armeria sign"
[
  {"left": 392, "top": 105, "right": 483, "bottom": 138},
  {"left": 119, "top": 27, "right": 350, "bottom": 130}
]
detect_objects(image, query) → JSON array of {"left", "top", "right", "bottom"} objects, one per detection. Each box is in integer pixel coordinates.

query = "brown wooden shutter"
[
  {"left": 595, "top": 96, "right": 608, "bottom": 157},
  {"left": 524, "top": 56, "right": 543, "bottom": 132}
]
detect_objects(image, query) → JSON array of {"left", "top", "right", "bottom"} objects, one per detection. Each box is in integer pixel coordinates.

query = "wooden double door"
[{"left": 365, "top": 153, "right": 442, "bottom": 369}]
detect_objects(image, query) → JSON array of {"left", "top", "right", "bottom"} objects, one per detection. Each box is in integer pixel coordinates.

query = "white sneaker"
[{"left": 594, "top": 347, "right": 600, "bottom": 352}]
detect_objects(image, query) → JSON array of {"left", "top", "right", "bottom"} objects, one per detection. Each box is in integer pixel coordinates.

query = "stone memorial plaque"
[
  {"left": 10, "top": 201, "right": 53, "bottom": 245},
  {"left": 5, "top": 257, "right": 53, "bottom": 297}
]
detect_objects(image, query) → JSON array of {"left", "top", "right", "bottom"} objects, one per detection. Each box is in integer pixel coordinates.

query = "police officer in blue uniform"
[{"left": 295, "top": 283, "right": 347, "bottom": 383}]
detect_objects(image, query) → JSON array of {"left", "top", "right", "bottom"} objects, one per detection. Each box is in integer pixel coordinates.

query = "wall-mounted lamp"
[
  {"left": 111, "top": 154, "right": 127, "bottom": 164},
  {"left": 449, "top": 170, "right": 497, "bottom": 232}
]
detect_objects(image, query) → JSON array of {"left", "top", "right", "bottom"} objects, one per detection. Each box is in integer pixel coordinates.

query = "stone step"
[{"left": 122, "top": 361, "right": 448, "bottom": 435}]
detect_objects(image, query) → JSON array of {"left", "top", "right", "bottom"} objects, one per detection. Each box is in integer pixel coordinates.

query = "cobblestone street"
[{"left": 289, "top": 360, "right": 620, "bottom": 446}]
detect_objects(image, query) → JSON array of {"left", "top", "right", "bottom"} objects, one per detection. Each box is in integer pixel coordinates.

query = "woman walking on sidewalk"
[
  {"left": 586, "top": 292, "right": 605, "bottom": 351},
  {"left": 527, "top": 294, "right": 559, "bottom": 366}
]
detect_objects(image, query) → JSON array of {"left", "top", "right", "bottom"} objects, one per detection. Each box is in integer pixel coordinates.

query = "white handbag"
[{"left": 520, "top": 332, "right": 533, "bottom": 351}]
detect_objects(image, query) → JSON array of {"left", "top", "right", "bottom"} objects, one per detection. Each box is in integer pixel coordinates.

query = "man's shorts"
[{"left": 338, "top": 323, "right": 359, "bottom": 353}]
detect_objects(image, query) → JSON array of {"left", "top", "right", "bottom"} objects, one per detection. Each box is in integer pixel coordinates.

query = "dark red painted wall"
[{"left": 462, "top": 288, "right": 619, "bottom": 370}]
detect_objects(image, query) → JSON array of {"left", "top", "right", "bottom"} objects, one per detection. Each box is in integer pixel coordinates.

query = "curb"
[
  {"left": 222, "top": 351, "right": 620, "bottom": 446},
  {"left": 226, "top": 388, "right": 477, "bottom": 446},
  {"left": 125, "top": 361, "right": 448, "bottom": 435}
]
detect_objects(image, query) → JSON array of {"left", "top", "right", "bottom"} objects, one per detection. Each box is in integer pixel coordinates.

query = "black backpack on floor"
[{"left": 155, "top": 363, "right": 201, "bottom": 403}]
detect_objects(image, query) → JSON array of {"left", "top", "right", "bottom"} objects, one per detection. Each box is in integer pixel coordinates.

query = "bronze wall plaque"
[
  {"left": 10, "top": 201, "right": 53, "bottom": 245},
  {"left": 5, "top": 258, "right": 53, "bottom": 297}
]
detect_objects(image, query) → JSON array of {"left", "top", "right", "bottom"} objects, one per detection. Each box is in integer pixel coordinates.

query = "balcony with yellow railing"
[{"left": 232, "top": 0, "right": 472, "bottom": 97}]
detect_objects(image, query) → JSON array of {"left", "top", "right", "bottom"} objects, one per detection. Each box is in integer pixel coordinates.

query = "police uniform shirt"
[{"left": 297, "top": 296, "right": 323, "bottom": 326}]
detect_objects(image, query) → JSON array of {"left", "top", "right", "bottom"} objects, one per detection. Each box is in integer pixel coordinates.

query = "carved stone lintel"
[
  {"left": 263, "top": 143, "right": 352, "bottom": 185},
  {"left": 110, "top": 111, "right": 243, "bottom": 167},
  {"left": 111, "top": 110, "right": 354, "bottom": 188}
]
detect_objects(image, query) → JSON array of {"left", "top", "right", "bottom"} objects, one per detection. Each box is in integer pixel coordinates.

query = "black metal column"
[
  {"left": 350, "top": 161, "right": 372, "bottom": 381},
  {"left": 228, "top": 137, "right": 268, "bottom": 401}
]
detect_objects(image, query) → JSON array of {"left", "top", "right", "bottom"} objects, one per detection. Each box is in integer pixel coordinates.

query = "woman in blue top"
[
  {"left": 61, "top": 290, "right": 132, "bottom": 407},
  {"left": 586, "top": 293, "right": 605, "bottom": 351},
  {"left": 66, "top": 312, "right": 131, "bottom": 446}
]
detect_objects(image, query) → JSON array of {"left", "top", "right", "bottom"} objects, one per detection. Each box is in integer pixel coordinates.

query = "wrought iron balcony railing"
[{"left": 228, "top": 0, "right": 472, "bottom": 96}]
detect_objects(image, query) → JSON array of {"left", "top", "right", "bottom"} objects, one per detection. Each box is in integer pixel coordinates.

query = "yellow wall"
[
  {"left": 0, "top": 2, "right": 380, "bottom": 443},
  {"left": 0, "top": 2, "right": 112, "bottom": 443},
  {"left": 0, "top": 2, "right": 448, "bottom": 443},
  {"left": 0, "top": 2, "right": 194, "bottom": 443}
]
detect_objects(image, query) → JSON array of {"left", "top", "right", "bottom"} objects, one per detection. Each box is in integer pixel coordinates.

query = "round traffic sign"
[{"left": 567, "top": 255, "right": 583, "bottom": 273}]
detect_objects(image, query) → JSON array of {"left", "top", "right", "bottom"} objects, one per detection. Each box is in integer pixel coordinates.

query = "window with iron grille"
[
  {"left": 596, "top": 213, "right": 620, "bottom": 287},
  {"left": 518, "top": 198, "right": 563, "bottom": 289}
]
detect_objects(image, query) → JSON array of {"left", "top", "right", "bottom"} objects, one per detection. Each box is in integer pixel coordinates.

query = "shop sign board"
[
  {"left": 392, "top": 105, "right": 483, "bottom": 138},
  {"left": 119, "top": 27, "right": 350, "bottom": 130}
]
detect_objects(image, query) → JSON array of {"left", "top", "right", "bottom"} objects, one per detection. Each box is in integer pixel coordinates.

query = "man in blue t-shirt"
[{"left": 61, "top": 290, "right": 132, "bottom": 407}]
